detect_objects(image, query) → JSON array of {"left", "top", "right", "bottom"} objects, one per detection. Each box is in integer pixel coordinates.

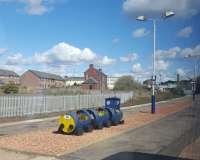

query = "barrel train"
[{"left": 58, "top": 97, "right": 124, "bottom": 136}]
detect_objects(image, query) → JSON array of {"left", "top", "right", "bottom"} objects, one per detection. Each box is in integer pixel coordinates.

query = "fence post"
[{"left": 63, "top": 95, "right": 65, "bottom": 111}]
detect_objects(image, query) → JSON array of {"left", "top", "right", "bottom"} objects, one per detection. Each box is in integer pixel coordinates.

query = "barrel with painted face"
[
  {"left": 58, "top": 111, "right": 79, "bottom": 134},
  {"left": 58, "top": 109, "right": 92, "bottom": 135},
  {"left": 105, "top": 107, "right": 123, "bottom": 125}
]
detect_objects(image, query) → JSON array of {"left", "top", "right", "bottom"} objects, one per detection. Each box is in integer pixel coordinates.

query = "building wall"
[
  {"left": 0, "top": 76, "right": 20, "bottom": 85},
  {"left": 107, "top": 77, "right": 119, "bottom": 89},
  {"left": 83, "top": 64, "right": 107, "bottom": 90},
  {"left": 65, "top": 80, "right": 84, "bottom": 86},
  {"left": 20, "top": 71, "right": 40, "bottom": 89},
  {"left": 82, "top": 83, "right": 98, "bottom": 90},
  {"left": 20, "top": 71, "right": 65, "bottom": 89}
]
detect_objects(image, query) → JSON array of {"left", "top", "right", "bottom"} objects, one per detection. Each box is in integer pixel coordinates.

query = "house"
[
  {"left": 0, "top": 69, "right": 20, "bottom": 86},
  {"left": 143, "top": 79, "right": 152, "bottom": 89},
  {"left": 107, "top": 76, "right": 120, "bottom": 89},
  {"left": 20, "top": 70, "right": 65, "bottom": 89},
  {"left": 158, "top": 80, "right": 177, "bottom": 92},
  {"left": 65, "top": 76, "right": 84, "bottom": 86},
  {"left": 82, "top": 64, "right": 107, "bottom": 91}
]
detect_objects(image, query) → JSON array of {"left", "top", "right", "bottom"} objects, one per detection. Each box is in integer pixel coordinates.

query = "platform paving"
[{"left": 60, "top": 96, "right": 199, "bottom": 160}]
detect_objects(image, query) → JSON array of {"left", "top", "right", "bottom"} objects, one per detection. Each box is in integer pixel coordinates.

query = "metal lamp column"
[{"left": 152, "top": 19, "right": 156, "bottom": 113}]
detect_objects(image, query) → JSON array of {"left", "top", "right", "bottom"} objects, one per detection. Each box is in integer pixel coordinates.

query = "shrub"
[
  {"left": 2, "top": 83, "right": 19, "bottom": 94},
  {"left": 114, "top": 76, "right": 142, "bottom": 91}
]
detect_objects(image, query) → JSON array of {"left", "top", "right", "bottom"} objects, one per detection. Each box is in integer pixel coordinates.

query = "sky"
[{"left": 0, "top": 0, "right": 200, "bottom": 82}]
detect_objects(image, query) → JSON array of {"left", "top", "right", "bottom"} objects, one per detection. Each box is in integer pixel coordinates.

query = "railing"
[{"left": 0, "top": 92, "right": 133, "bottom": 118}]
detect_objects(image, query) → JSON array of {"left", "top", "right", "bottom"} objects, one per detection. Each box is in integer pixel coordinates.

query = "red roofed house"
[{"left": 82, "top": 64, "right": 107, "bottom": 91}]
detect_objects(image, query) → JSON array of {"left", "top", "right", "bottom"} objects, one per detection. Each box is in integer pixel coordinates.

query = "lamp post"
[
  {"left": 136, "top": 11, "right": 175, "bottom": 114},
  {"left": 185, "top": 54, "right": 200, "bottom": 101}
]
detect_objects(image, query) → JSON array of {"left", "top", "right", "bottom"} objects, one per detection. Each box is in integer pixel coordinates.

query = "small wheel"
[
  {"left": 104, "top": 120, "right": 111, "bottom": 128},
  {"left": 95, "top": 123, "right": 103, "bottom": 129},
  {"left": 85, "top": 125, "right": 93, "bottom": 132},
  {"left": 58, "top": 124, "right": 64, "bottom": 133},
  {"left": 75, "top": 127, "right": 84, "bottom": 136},
  {"left": 119, "top": 120, "right": 125, "bottom": 124},
  {"left": 112, "top": 121, "right": 118, "bottom": 126}
]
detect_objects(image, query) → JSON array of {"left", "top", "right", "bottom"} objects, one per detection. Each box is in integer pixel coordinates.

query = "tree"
[
  {"left": 114, "top": 76, "right": 142, "bottom": 91},
  {"left": 2, "top": 83, "right": 19, "bottom": 94}
]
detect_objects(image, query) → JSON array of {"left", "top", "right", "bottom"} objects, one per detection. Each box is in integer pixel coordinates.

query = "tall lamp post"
[
  {"left": 136, "top": 11, "right": 175, "bottom": 114},
  {"left": 185, "top": 54, "right": 200, "bottom": 100}
]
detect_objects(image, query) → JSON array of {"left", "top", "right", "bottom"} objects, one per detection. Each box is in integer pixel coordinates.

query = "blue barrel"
[
  {"left": 87, "top": 108, "right": 111, "bottom": 129},
  {"left": 87, "top": 108, "right": 103, "bottom": 129},
  {"left": 105, "top": 107, "right": 123, "bottom": 125},
  {"left": 76, "top": 109, "right": 93, "bottom": 132},
  {"left": 97, "top": 108, "right": 111, "bottom": 127}
]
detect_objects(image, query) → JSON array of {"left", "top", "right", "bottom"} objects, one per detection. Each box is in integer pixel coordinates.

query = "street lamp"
[
  {"left": 136, "top": 11, "right": 175, "bottom": 114},
  {"left": 184, "top": 54, "right": 200, "bottom": 100}
]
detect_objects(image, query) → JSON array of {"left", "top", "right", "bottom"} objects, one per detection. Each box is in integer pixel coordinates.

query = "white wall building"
[
  {"left": 107, "top": 76, "right": 120, "bottom": 89},
  {"left": 158, "top": 83, "right": 177, "bottom": 92},
  {"left": 65, "top": 77, "right": 84, "bottom": 86}
]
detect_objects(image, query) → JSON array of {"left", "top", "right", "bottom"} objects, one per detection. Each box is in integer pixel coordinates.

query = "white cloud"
[
  {"left": 123, "top": 0, "right": 200, "bottom": 17},
  {"left": 0, "top": 0, "right": 53, "bottom": 15},
  {"left": 156, "top": 60, "right": 169, "bottom": 71},
  {"left": 3, "top": 42, "right": 116, "bottom": 72},
  {"left": 0, "top": 64, "right": 25, "bottom": 74},
  {"left": 0, "top": 48, "right": 7, "bottom": 55},
  {"left": 23, "top": 0, "right": 49, "bottom": 15},
  {"left": 177, "top": 26, "right": 193, "bottom": 38},
  {"left": 132, "top": 63, "right": 143, "bottom": 73},
  {"left": 132, "top": 28, "right": 149, "bottom": 38},
  {"left": 112, "top": 38, "right": 120, "bottom": 43},
  {"left": 120, "top": 53, "right": 138, "bottom": 62},
  {"left": 156, "top": 47, "right": 181, "bottom": 60},
  {"left": 6, "top": 53, "right": 23, "bottom": 65},
  {"left": 6, "top": 53, "right": 32, "bottom": 65},
  {"left": 158, "top": 72, "right": 176, "bottom": 82},
  {"left": 98, "top": 56, "right": 116, "bottom": 65},
  {"left": 176, "top": 68, "right": 186, "bottom": 76},
  {"left": 32, "top": 42, "right": 97, "bottom": 64},
  {"left": 112, "top": 73, "right": 133, "bottom": 77},
  {"left": 81, "top": 48, "right": 97, "bottom": 61},
  {"left": 181, "top": 44, "right": 200, "bottom": 57}
]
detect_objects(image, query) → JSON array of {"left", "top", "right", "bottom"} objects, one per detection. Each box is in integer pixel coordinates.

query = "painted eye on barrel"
[{"left": 64, "top": 115, "right": 71, "bottom": 119}]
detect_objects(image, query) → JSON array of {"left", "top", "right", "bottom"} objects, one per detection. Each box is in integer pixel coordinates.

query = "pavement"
[
  {"left": 180, "top": 137, "right": 200, "bottom": 160},
  {"left": 0, "top": 96, "right": 199, "bottom": 160},
  {"left": 60, "top": 96, "right": 199, "bottom": 160},
  {"left": 0, "top": 117, "right": 58, "bottom": 136}
]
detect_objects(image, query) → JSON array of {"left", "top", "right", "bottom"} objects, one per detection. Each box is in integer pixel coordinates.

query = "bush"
[
  {"left": 2, "top": 83, "right": 19, "bottom": 94},
  {"left": 114, "top": 76, "right": 142, "bottom": 91},
  {"left": 169, "top": 86, "right": 185, "bottom": 96}
]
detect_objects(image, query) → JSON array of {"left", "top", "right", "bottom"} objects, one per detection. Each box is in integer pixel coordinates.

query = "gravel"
[{"left": 0, "top": 99, "right": 191, "bottom": 156}]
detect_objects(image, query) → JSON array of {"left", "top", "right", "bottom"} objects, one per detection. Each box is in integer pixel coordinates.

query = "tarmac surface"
[{"left": 60, "top": 96, "right": 199, "bottom": 160}]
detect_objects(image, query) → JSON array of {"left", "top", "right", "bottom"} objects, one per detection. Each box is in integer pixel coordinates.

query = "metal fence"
[{"left": 0, "top": 92, "right": 133, "bottom": 118}]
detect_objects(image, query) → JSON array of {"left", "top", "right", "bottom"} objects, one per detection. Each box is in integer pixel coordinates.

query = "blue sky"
[{"left": 0, "top": 0, "right": 200, "bottom": 82}]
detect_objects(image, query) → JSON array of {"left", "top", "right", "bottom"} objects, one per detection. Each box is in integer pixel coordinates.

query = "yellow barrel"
[{"left": 58, "top": 114, "right": 76, "bottom": 134}]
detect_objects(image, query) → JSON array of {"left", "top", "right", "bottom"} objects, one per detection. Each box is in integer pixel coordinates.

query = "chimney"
[{"left": 89, "top": 64, "right": 94, "bottom": 68}]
